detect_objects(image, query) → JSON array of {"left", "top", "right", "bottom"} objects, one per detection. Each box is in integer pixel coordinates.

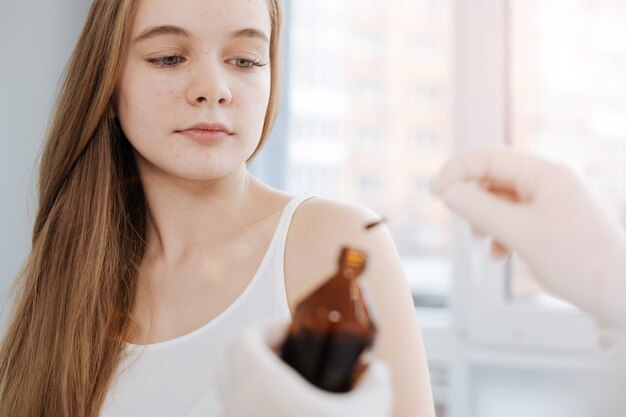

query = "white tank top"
[{"left": 100, "top": 194, "right": 315, "bottom": 417}]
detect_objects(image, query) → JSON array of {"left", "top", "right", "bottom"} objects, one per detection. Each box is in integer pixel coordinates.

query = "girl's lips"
[{"left": 178, "top": 129, "right": 232, "bottom": 144}]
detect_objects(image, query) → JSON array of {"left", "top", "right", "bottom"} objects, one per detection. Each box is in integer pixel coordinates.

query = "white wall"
[{"left": 0, "top": 2, "right": 90, "bottom": 331}]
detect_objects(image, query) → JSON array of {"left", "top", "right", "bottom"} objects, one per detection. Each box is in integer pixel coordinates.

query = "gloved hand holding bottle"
[
  {"left": 214, "top": 320, "right": 393, "bottom": 417},
  {"left": 430, "top": 147, "right": 626, "bottom": 333}
]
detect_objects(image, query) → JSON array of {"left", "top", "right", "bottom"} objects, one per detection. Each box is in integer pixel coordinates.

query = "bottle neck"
[{"left": 339, "top": 265, "right": 363, "bottom": 279}]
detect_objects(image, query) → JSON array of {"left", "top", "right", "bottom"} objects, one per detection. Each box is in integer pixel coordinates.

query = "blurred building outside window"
[
  {"left": 286, "top": 0, "right": 455, "bottom": 309},
  {"left": 509, "top": 0, "right": 626, "bottom": 308}
]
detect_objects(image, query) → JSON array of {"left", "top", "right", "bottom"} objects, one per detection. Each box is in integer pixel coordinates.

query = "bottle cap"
[{"left": 339, "top": 247, "right": 367, "bottom": 270}]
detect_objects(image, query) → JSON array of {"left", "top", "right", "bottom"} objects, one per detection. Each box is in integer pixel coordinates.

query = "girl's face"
[{"left": 116, "top": 0, "right": 272, "bottom": 181}]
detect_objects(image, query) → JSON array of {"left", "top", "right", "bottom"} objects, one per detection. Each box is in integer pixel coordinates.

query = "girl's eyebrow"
[
  {"left": 132, "top": 25, "right": 269, "bottom": 44},
  {"left": 230, "top": 28, "right": 269, "bottom": 43},
  {"left": 133, "top": 25, "right": 190, "bottom": 44}
]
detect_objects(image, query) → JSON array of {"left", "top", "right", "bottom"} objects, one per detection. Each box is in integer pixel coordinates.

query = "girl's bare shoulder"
[
  {"left": 284, "top": 197, "right": 435, "bottom": 416},
  {"left": 289, "top": 197, "right": 381, "bottom": 243},
  {"left": 284, "top": 197, "right": 387, "bottom": 311}
]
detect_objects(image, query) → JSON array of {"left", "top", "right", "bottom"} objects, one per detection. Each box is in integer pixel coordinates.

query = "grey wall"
[{"left": 0, "top": 2, "right": 91, "bottom": 332}]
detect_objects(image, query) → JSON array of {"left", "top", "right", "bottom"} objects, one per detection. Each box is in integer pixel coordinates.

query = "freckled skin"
[{"left": 114, "top": 0, "right": 272, "bottom": 182}]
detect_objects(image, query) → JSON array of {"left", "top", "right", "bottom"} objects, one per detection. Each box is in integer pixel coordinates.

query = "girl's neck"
[{"left": 140, "top": 164, "right": 263, "bottom": 265}]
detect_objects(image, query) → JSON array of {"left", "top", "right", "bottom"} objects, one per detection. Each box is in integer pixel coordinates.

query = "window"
[
  {"left": 509, "top": 0, "right": 626, "bottom": 306},
  {"left": 285, "top": 0, "right": 454, "bottom": 309},
  {"left": 413, "top": 87, "right": 439, "bottom": 107},
  {"left": 414, "top": 131, "right": 438, "bottom": 149},
  {"left": 449, "top": 0, "right": 611, "bottom": 351},
  {"left": 355, "top": 128, "right": 383, "bottom": 150},
  {"left": 414, "top": 39, "right": 441, "bottom": 62},
  {"left": 248, "top": 1, "right": 619, "bottom": 415}
]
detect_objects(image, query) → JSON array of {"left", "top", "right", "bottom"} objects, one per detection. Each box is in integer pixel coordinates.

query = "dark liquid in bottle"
[
  {"left": 280, "top": 247, "right": 377, "bottom": 393},
  {"left": 281, "top": 327, "right": 373, "bottom": 393}
]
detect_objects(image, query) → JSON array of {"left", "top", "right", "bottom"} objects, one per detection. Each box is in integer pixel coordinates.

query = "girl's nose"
[{"left": 186, "top": 60, "right": 233, "bottom": 107}]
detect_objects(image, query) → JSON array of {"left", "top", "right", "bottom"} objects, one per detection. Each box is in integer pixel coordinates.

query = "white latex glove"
[
  {"left": 215, "top": 320, "right": 394, "bottom": 417},
  {"left": 430, "top": 147, "right": 626, "bottom": 333}
]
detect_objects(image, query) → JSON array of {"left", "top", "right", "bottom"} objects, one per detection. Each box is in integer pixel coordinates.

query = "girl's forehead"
[{"left": 131, "top": 0, "right": 271, "bottom": 40}]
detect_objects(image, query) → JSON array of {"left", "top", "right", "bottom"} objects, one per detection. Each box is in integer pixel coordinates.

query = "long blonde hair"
[{"left": 0, "top": 0, "right": 283, "bottom": 415}]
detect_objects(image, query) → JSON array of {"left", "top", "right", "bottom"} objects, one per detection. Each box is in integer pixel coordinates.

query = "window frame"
[{"left": 451, "top": 0, "right": 601, "bottom": 351}]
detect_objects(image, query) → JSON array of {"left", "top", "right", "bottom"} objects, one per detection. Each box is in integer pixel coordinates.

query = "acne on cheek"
[
  {"left": 151, "top": 87, "right": 178, "bottom": 108},
  {"left": 152, "top": 89, "right": 174, "bottom": 98},
  {"left": 149, "top": 74, "right": 179, "bottom": 98}
]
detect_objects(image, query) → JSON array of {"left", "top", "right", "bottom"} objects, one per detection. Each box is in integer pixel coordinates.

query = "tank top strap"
[
  {"left": 271, "top": 193, "right": 317, "bottom": 256},
  {"left": 266, "top": 193, "right": 317, "bottom": 318}
]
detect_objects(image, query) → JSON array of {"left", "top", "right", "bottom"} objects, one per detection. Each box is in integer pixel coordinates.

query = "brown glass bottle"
[{"left": 280, "top": 246, "right": 378, "bottom": 393}]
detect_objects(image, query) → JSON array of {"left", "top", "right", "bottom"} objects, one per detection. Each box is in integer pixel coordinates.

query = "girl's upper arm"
[{"left": 285, "top": 198, "right": 435, "bottom": 417}]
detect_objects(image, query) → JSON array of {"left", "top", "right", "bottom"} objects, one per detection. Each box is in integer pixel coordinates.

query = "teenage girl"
[{"left": 0, "top": 1, "right": 434, "bottom": 416}]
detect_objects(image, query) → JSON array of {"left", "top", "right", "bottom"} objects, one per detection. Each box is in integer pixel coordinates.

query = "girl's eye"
[
  {"left": 146, "top": 55, "right": 185, "bottom": 68},
  {"left": 229, "top": 58, "right": 268, "bottom": 71},
  {"left": 145, "top": 55, "right": 267, "bottom": 71}
]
